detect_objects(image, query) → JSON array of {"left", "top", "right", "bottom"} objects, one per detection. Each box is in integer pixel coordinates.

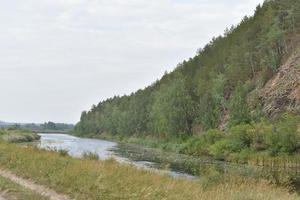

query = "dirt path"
[
  {"left": 0, "top": 195, "right": 7, "bottom": 200},
  {"left": 0, "top": 169, "right": 71, "bottom": 200}
]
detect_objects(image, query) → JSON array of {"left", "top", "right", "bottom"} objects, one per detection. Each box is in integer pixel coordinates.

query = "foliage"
[
  {"left": 100, "top": 114, "right": 300, "bottom": 162},
  {"left": 149, "top": 73, "right": 195, "bottom": 137},
  {"left": 41, "top": 122, "right": 74, "bottom": 131},
  {"left": 208, "top": 114, "right": 300, "bottom": 160},
  {"left": 265, "top": 114, "right": 300, "bottom": 155},
  {"left": 228, "top": 83, "right": 252, "bottom": 126},
  {"left": 0, "top": 122, "right": 74, "bottom": 132}
]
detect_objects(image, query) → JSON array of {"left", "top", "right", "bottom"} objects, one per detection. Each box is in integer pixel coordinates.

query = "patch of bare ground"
[
  {"left": 0, "top": 169, "right": 71, "bottom": 200},
  {"left": 0, "top": 195, "right": 6, "bottom": 200},
  {"left": 260, "top": 50, "right": 300, "bottom": 117}
]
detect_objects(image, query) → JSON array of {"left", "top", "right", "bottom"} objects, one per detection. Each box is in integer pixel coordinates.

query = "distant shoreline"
[{"left": 32, "top": 130, "right": 71, "bottom": 134}]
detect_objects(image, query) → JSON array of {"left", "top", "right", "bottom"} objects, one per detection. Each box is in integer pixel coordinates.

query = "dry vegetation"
[{"left": 0, "top": 142, "right": 298, "bottom": 200}]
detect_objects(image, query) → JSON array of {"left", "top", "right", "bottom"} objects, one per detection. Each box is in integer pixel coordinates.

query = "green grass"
[
  {"left": 0, "top": 141, "right": 298, "bottom": 200},
  {"left": 0, "top": 175, "right": 49, "bottom": 200}
]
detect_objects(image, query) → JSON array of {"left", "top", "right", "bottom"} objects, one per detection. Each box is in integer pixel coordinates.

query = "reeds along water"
[{"left": 248, "top": 156, "right": 300, "bottom": 177}]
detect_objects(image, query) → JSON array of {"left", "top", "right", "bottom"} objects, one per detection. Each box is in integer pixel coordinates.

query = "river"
[{"left": 32, "top": 134, "right": 197, "bottom": 179}]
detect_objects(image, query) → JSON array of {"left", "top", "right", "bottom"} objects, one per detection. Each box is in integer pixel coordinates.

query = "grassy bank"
[
  {"left": 0, "top": 129, "right": 40, "bottom": 143},
  {"left": 0, "top": 142, "right": 298, "bottom": 200}
]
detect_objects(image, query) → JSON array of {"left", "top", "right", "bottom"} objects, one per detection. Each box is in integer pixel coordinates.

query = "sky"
[{"left": 0, "top": 0, "right": 264, "bottom": 124}]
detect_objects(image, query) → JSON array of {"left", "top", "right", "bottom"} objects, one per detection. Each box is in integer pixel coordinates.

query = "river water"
[{"left": 33, "top": 134, "right": 196, "bottom": 179}]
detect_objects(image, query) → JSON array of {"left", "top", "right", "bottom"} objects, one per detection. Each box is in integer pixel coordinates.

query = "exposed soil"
[
  {"left": 0, "top": 195, "right": 7, "bottom": 200},
  {"left": 260, "top": 50, "right": 300, "bottom": 118},
  {"left": 0, "top": 169, "right": 71, "bottom": 200}
]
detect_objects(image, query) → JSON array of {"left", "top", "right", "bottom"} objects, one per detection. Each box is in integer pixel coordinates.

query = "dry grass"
[{"left": 0, "top": 142, "right": 298, "bottom": 200}]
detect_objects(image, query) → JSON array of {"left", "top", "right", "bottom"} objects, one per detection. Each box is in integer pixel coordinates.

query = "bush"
[
  {"left": 180, "top": 138, "right": 208, "bottom": 156},
  {"left": 203, "top": 129, "right": 224, "bottom": 145},
  {"left": 229, "top": 149, "right": 253, "bottom": 162},
  {"left": 249, "top": 121, "right": 272, "bottom": 151},
  {"left": 265, "top": 114, "right": 300, "bottom": 155},
  {"left": 206, "top": 114, "right": 300, "bottom": 160},
  {"left": 209, "top": 139, "right": 231, "bottom": 160},
  {"left": 228, "top": 124, "right": 253, "bottom": 151}
]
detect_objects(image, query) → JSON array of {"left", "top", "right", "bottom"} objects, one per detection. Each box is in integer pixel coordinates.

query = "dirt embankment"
[{"left": 260, "top": 50, "right": 300, "bottom": 118}]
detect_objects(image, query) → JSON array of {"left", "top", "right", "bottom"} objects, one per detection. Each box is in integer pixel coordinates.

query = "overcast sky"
[{"left": 0, "top": 0, "right": 264, "bottom": 124}]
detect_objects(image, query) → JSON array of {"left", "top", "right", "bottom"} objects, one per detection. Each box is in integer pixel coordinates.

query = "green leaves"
[
  {"left": 229, "top": 83, "right": 252, "bottom": 127},
  {"left": 149, "top": 73, "right": 195, "bottom": 137}
]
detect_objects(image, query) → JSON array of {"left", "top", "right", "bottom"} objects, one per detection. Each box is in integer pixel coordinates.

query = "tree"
[
  {"left": 229, "top": 83, "right": 252, "bottom": 126},
  {"left": 149, "top": 73, "right": 195, "bottom": 137}
]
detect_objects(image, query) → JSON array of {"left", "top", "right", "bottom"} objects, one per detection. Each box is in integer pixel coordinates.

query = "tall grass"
[{"left": 0, "top": 142, "right": 298, "bottom": 200}]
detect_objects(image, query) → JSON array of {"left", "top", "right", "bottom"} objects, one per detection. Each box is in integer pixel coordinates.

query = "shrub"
[
  {"left": 229, "top": 149, "right": 253, "bottom": 162},
  {"left": 249, "top": 121, "right": 272, "bottom": 151},
  {"left": 209, "top": 139, "right": 231, "bottom": 160},
  {"left": 181, "top": 138, "right": 208, "bottom": 156},
  {"left": 227, "top": 124, "right": 253, "bottom": 152},
  {"left": 265, "top": 114, "right": 300, "bottom": 155},
  {"left": 203, "top": 129, "right": 224, "bottom": 145}
]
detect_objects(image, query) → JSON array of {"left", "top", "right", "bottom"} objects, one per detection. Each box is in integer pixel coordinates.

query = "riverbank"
[
  {"left": 0, "top": 129, "right": 40, "bottom": 143},
  {"left": 0, "top": 141, "right": 298, "bottom": 200},
  {"left": 75, "top": 114, "right": 300, "bottom": 164}
]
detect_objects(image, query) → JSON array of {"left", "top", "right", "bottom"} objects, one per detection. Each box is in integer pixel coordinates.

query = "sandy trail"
[{"left": 0, "top": 169, "right": 71, "bottom": 200}]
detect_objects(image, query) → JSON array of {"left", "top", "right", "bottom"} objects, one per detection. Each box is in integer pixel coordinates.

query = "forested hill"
[{"left": 75, "top": 0, "right": 300, "bottom": 138}]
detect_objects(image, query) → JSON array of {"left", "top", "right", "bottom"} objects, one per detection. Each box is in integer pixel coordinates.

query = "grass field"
[{"left": 0, "top": 142, "right": 298, "bottom": 200}]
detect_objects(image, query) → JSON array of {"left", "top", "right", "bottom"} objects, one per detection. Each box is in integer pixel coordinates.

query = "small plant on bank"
[
  {"left": 82, "top": 152, "right": 99, "bottom": 160},
  {"left": 58, "top": 149, "right": 69, "bottom": 157},
  {"left": 46, "top": 147, "right": 69, "bottom": 157}
]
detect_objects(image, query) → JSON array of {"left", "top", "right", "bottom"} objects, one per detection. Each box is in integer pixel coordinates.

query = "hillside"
[
  {"left": 75, "top": 0, "right": 300, "bottom": 138},
  {"left": 260, "top": 49, "right": 300, "bottom": 117}
]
